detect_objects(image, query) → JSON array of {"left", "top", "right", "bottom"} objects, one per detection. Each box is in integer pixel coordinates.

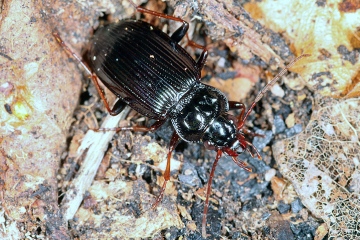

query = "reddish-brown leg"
[
  {"left": 52, "top": 32, "right": 92, "bottom": 76},
  {"left": 228, "top": 101, "right": 246, "bottom": 125},
  {"left": 91, "top": 74, "right": 127, "bottom": 116},
  {"left": 151, "top": 132, "right": 180, "bottom": 209},
  {"left": 242, "top": 128, "right": 264, "bottom": 138},
  {"left": 128, "top": 0, "right": 187, "bottom": 24},
  {"left": 95, "top": 119, "right": 166, "bottom": 133},
  {"left": 202, "top": 149, "right": 222, "bottom": 238},
  {"left": 235, "top": 133, "right": 262, "bottom": 159},
  {"left": 53, "top": 32, "right": 126, "bottom": 116},
  {"left": 228, "top": 101, "right": 264, "bottom": 157},
  {"left": 97, "top": 121, "right": 180, "bottom": 210},
  {"left": 231, "top": 156, "right": 251, "bottom": 171},
  {"left": 223, "top": 148, "right": 252, "bottom": 172},
  {"left": 200, "top": 148, "right": 251, "bottom": 238},
  {"left": 185, "top": 34, "right": 208, "bottom": 70}
]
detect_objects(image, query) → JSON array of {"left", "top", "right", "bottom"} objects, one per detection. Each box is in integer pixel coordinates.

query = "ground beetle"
[{"left": 53, "top": 0, "right": 309, "bottom": 237}]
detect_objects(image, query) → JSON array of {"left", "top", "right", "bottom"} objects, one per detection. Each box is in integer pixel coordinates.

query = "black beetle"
[{"left": 53, "top": 0, "right": 308, "bottom": 237}]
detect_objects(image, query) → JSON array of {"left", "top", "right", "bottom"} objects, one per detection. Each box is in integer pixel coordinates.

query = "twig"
[{"left": 61, "top": 107, "right": 131, "bottom": 221}]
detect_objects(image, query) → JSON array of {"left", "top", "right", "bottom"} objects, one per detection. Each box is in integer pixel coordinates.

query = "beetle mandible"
[{"left": 53, "top": 0, "right": 309, "bottom": 237}]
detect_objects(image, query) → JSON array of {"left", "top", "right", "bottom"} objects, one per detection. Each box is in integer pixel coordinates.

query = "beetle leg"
[
  {"left": 202, "top": 149, "right": 222, "bottom": 238},
  {"left": 228, "top": 101, "right": 246, "bottom": 120},
  {"left": 244, "top": 141, "right": 262, "bottom": 159},
  {"left": 91, "top": 74, "right": 128, "bottom": 116},
  {"left": 172, "top": 23, "right": 208, "bottom": 71},
  {"left": 195, "top": 47, "right": 208, "bottom": 71},
  {"left": 53, "top": 32, "right": 127, "bottom": 116},
  {"left": 172, "top": 24, "right": 209, "bottom": 71},
  {"left": 183, "top": 34, "right": 209, "bottom": 71},
  {"left": 223, "top": 147, "right": 252, "bottom": 171},
  {"left": 128, "top": 0, "right": 187, "bottom": 26},
  {"left": 231, "top": 156, "right": 252, "bottom": 171},
  {"left": 128, "top": 0, "right": 209, "bottom": 71},
  {"left": 96, "top": 119, "right": 166, "bottom": 132},
  {"left": 170, "top": 21, "right": 189, "bottom": 43},
  {"left": 52, "top": 32, "right": 92, "bottom": 76},
  {"left": 151, "top": 132, "right": 180, "bottom": 209},
  {"left": 228, "top": 101, "right": 247, "bottom": 127},
  {"left": 242, "top": 128, "right": 264, "bottom": 138}
]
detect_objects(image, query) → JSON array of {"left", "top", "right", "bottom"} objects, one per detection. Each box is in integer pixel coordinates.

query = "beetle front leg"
[
  {"left": 228, "top": 101, "right": 246, "bottom": 124},
  {"left": 228, "top": 101, "right": 245, "bottom": 110},
  {"left": 151, "top": 132, "right": 180, "bottom": 209}
]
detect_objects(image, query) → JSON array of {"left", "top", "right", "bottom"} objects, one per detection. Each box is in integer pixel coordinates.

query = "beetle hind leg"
[
  {"left": 91, "top": 74, "right": 128, "bottom": 116},
  {"left": 52, "top": 32, "right": 92, "bottom": 76},
  {"left": 95, "top": 119, "right": 166, "bottom": 132},
  {"left": 53, "top": 32, "right": 126, "bottom": 117}
]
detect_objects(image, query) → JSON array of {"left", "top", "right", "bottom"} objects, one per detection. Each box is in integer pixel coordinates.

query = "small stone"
[
  {"left": 253, "top": 129, "right": 273, "bottom": 150},
  {"left": 291, "top": 198, "right": 304, "bottom": 213},
  {"left": 285, "top": 113, "right": 295, "bottom": 128},
  {"left": 270, "top": 83, "right": 285, "bottom": 98},
  {"left": 285, "top": 124, "right": 303, "bottom": 137},
  {"left": 265, "top": 168, "right": 276, "bottom": 182},
  {"left": 274, "top": 115, "right": 286, "bottom": 134},
  {"left": 178, "top": 162, "right": 201, "bottom": 187},
  {"left": 277, "top": 200, "right": 291, "bottom": 214}
]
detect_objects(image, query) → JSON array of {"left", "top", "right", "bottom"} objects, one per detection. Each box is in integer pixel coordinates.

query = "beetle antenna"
[
  {"left": 127, "top": 0, "right": 137, "bottom": 9},
  {"left": 237, "top": 53, "right": 310, "bottom": 130}
]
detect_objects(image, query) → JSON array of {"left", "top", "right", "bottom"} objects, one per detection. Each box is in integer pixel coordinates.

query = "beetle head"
[
  {"left": 203, "top": 113, "right": 260, "bottom": 169},
  {"left": 202, "top": 114, "right": 237, "bottom": 149},
  {"left": 202, "top": 114, "right": 249, "bottom": 151}
]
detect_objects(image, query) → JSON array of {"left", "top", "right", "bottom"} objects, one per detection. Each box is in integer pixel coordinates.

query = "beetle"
[{"left": 53, "top": 0, "right": 308, "bottom": 237}]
